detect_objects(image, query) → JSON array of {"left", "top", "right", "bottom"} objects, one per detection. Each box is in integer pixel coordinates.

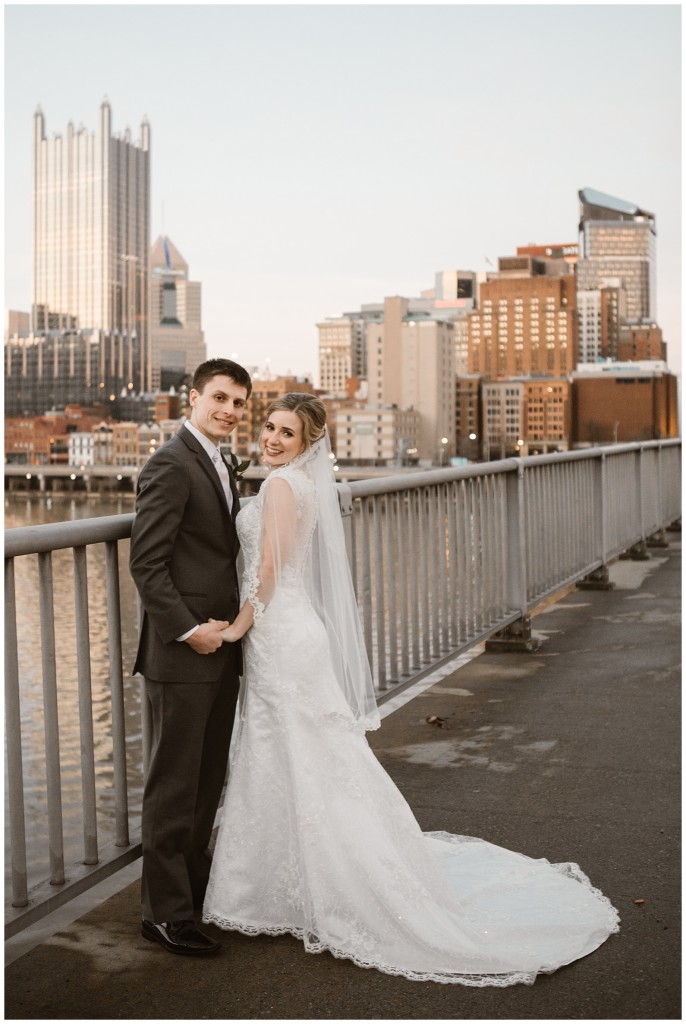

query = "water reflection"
[{"left": 5, "top": 493, "right": 143, "bottom": 890}]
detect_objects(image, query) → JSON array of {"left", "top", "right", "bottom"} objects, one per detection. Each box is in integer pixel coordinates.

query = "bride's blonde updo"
[{"left": 264, "top": 393, "right": 327, "bottom": 451}]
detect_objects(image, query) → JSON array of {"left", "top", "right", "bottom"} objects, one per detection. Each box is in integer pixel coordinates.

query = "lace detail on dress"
[
  {"left": 201, "top": 911, "right": 545, "bottom": 987},
  {"left": 242, "top": 567, "right": 265, "bottom": 621}
]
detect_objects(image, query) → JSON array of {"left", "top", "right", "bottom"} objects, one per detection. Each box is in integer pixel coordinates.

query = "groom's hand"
[{"left": 185, "top": 620, "right": 229, "bottom": 654}]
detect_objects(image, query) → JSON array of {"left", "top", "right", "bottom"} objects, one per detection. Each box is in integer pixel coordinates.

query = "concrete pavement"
[{"left": 4, "top": 543, "right": 681, "bottom": 1020}]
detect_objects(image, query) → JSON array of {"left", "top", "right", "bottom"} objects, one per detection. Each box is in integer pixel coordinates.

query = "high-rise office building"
[
  {"left": 576, "top": 278, "right": 628, "bottom": 363},
  {"left": 32, "top": 99, "right": 151, "bottom": 390},
  {"left": 4, "top": 328, "right": 143, "bottom": 416},
  {"left": 366, "top": 297, "right": 456, "bottom": 462},
  {"left": 576, "top": 188, "right": 656, "bottom": 323},
  {"left": 317, "top": 315, "right": 369, "bottom": 396},
  {"left": 468, "top": 269, "right": 577, "bottom": 378},
  {"left": 430, "top": 270, "right": 478, "bottom": 376},
  {"left": 149, "top": 236, "right": 206, "bottom": 391}
]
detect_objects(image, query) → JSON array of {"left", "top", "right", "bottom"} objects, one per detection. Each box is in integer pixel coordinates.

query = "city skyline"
[{"left": 4, "top": 5, "right": 681, "bottom": 380}]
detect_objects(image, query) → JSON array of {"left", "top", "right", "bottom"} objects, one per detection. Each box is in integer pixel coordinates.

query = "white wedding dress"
[{"left": 203, "top": 462, "right": 619, "bottom": 986}]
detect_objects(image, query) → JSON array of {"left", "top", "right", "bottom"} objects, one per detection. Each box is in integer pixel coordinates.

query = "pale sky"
[{"left": 4, "top": 3, "right": 682, "bottom": 381}]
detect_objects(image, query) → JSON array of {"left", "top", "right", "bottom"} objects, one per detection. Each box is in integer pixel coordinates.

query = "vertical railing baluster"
[
  {"left": 501, "top": 461, "right": 528, "bottom": 626},
  {"left": 5, "top": 557, "right": 29, "bottom": 907},
  {"left": 350, "top": 494, "right": 359, "bottom": 596},
  {"left": 600, "top": 453, "right": 609, "bottom": 564},
  {"left": 526, "top": 468, "right": 537, "bottom": 603},
  {"left": 465, "top": 479, "right": 475, "bottom": 638},
  {"left": 359, "top": 500, "right": 374, "bottom": 678},
  {"left": 448, "top": 481, "right": 458, "bottom": 647},
  {"left": 459, "top": 480, "right": 467, "bottom": 640},
  {"left": 397, "top": 494, "right": 410, "bottom": 679},
  {"left": 474, "top": 478, "right": 484, "bottom": 635},
  {"left": 561, "top": 464, "right": 570, "bottom": 576},
  {"left": 428, "top": 486, "right": 439, "bottom": 657},
  {"left": 372, "top": 497, "right": 387, "bottom": 690},
  {"left": 38, "top": 551, "right": 65, "bottom": 885},
  {"left": 384, "top": 494, "right": 398, "bottom": 683},
  {"left": 486, "top": 476, "right": 497, "bottom": 622},
  {"left": 438, "top": 485, "right": 449, "bottom": 652},
  {"left": 586, "top": 458, "right": 595, "bottom": 565},
  {"left": 73, "top": 547, "right": 98, "bottom": 864},
  {"left": 418, "top": 489, "right": 431, "bottom": 665},
  {"left": 105, "top": 541, "right": 129, "bottom": 847},
  {"left": 545, "top": 466, "right": 554, "bottom": 589},
  {"left": 407, "top": 490, "right": 420, "bottom": 670},
  {"left": 497, "top": 476, "right": 508, "bottom": 616}
]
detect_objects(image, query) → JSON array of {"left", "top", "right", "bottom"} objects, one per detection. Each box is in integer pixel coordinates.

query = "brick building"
[
  {"left": 468, "top": 273, "right": 577, "bottom": 378},
  {"left": 617, "top": 323, "right": 665, "bottom": 362},
  {"left": 571, "top": 363, "right": 679, "bottom": 445}
]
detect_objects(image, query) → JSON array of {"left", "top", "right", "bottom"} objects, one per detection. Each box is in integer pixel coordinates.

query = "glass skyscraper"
[
  {"left": 576, "top": 187, "right": 656, "bottom": 324},
  {"left": 31, "top": 99, "right": 151, "bottom": 391}
]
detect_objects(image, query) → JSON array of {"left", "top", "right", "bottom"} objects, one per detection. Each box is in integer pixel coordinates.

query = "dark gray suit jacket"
[{"left": 130, "top": 425, "right": 243, "bottom": 683}]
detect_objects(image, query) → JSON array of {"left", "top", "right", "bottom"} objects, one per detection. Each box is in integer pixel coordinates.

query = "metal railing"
[
  {"left": 339, "top": 441, "right": 680, "bottom": 692},
  {"left": 4, "top": 439, "right": 681, "bottom": 935}
]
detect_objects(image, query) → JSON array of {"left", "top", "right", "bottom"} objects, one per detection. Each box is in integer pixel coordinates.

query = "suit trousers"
[{"left": 140, "top": 665, "right": 240, "bottom": 923}]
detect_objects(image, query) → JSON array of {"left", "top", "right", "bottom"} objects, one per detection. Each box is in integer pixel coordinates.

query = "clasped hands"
[{"left": 184, "top": 617, "right": 239, "bottom": 654}]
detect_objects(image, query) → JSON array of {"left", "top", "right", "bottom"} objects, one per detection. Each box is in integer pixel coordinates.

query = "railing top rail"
[
  {"left": 516, "top": 438, "right": 681, "bottom": 469},
  {"left": 4, "top": 440, "right": 680, "bottom": 551},
  {"left": 4, "top": 513, "right": 135, "bottom": 558},
  {"left": 344, "top": 440, "right": 681, "bottom": 499},
  {"left": 346, "top": 459, "right": 518, "bottom": 498}
]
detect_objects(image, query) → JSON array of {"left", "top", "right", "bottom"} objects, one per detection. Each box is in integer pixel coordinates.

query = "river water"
[{"left": 5, "top": 492, "right": 144, "bottom": 892}]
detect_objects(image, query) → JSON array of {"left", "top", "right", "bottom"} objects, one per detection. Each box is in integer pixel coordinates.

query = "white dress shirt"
[{"left": 176, "top": 421, "right": 235, "bottom": 642}]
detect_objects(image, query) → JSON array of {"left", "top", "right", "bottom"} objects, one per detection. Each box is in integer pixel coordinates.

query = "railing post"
[
  {"left": 647, "top": 443, "right": 670, "bottom": 548},
  {"left": 486, "top": 462, "right": 539, "bottom": 652},
  {"left": 73, "top": 546, "right": 99, "bottom": 865},
  {"left": 578, "top": 451, "right": 614, "bottom": 590},
  {"left": 621, "top": 446, "right": 651, "bottom": 560},
  {"left": 105, "top": 542, "right": 130, "bottom": 847},
  {"left": 38, "top": 551, "right": 66, "bottom": 886},
  {"left": 5, "top": 557, "right": 29, "bottom": 907},
  {"left": 336, "top": 482, "right": 354, "bottom": 570}
]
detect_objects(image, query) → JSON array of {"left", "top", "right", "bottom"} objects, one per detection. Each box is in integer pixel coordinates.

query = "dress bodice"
[{"left": 237, "top": 465, "right": 316, "bottom": 605}]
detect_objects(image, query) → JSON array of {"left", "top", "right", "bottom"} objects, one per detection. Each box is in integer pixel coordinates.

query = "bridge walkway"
[{"left": 4, "top": 543, "right": 680, "bottom": 1021}]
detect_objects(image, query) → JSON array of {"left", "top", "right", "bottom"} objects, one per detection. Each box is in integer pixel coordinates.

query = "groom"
[{"left": 130, "top": 357, "right": 252, "bottom": 956}]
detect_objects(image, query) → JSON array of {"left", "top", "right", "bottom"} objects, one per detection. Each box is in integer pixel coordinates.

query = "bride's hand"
[
  {"left": 209, "top": 617, "right": 239, "bottom": 644},
  {"left": 219, "top": 623, "right": 239, "bottom": 643}
]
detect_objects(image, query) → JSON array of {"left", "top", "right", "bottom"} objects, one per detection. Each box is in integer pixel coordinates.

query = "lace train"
[{"left": 204, "top": 832, "right": 619, "bottom": 987}]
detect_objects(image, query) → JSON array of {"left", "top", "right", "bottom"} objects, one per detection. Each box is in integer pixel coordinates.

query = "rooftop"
[{"left": 579, "top": 187, "right": 655, "bottom": 222}]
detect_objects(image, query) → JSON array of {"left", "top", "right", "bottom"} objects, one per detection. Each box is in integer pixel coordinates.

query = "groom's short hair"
[{"left": 192, "top": 358, "right": 253, "bottom": 398}]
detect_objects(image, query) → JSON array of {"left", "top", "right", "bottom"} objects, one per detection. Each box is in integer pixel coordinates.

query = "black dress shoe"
[{"left": 141, "top": 919, "right": 220, "bottom": 956}]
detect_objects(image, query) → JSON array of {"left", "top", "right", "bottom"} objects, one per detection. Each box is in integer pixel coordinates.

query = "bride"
[{"left": 203, "top": 393, "right": 619, "bottom": 986}]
